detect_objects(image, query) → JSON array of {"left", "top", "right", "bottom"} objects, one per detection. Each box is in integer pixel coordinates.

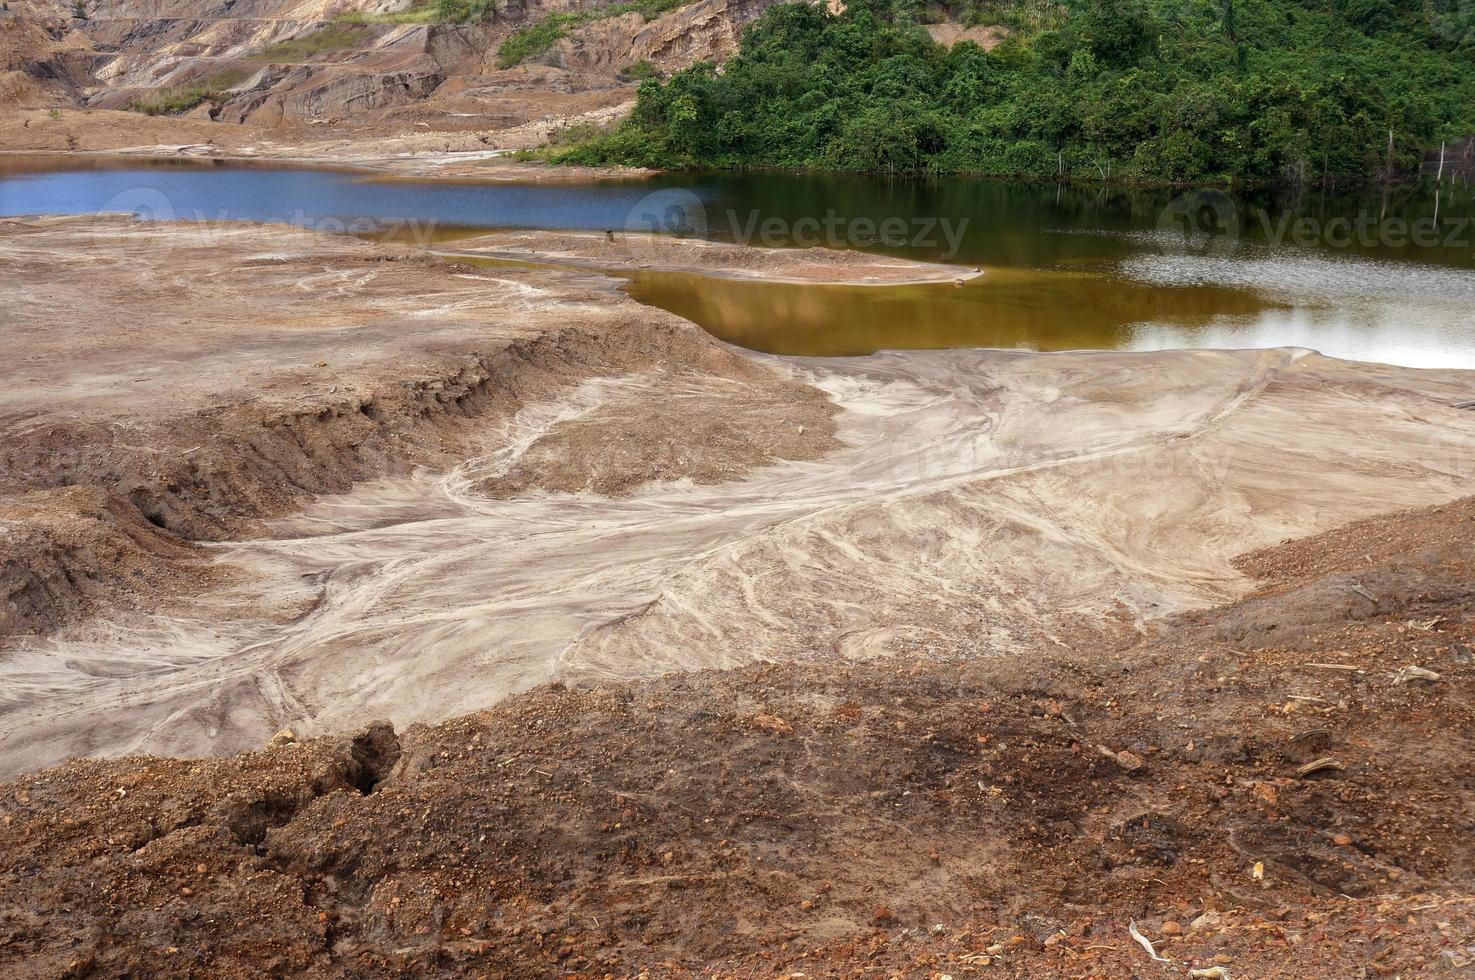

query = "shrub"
[{"left": 560, "top": 0, "right": 1475, "bottom": 182}]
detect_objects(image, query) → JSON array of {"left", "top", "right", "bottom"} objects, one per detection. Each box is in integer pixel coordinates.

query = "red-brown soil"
[{"left": 3, "top": 496, "right": 1472, "bottom": 977}]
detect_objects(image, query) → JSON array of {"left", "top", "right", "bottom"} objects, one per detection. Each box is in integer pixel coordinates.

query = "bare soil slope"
[
  {"left": 2, "top": 495, "right": 1473, "bottom": 977},
  {"left": 0, "top": 216, "right": 838, "bottom": 639},
  {"left": 0, "top": 0, "right": 784, "bottom": 167}
]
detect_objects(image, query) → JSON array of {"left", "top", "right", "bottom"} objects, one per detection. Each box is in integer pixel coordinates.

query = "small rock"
[
  {"left": 1160, "top": 921, "right": 1183, "bottom": 936},
  {"left": 1333, "top": 833, "right": 1353, "bottom": 846},
  {"left": 750, "top": 713, "right": 792, "bottom": 736},
  {"left": 1190, "top": 911, "right": 1223, "bottom": 933},
  {"left": 1114, "top": 750, "right": 1145, "bottom": 773},
  {"left": 268, "top": 729, "right": 297, "bottom": 747}
]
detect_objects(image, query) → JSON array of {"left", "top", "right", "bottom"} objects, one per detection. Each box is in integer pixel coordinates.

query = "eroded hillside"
[{"left": 0, "top": 0, "right": 785, "bottom": 155}]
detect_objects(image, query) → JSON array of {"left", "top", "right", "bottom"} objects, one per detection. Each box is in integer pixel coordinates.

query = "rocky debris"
[
  {"left": 558, "top": 0, "right": 785, "bottom": 77},
  {"left": 1, "top": 493, "right": 1473, "bottom": 975},
  {"left": 747, "top": 711, "right": 792, "bottom": 735},
  {"left": 1392, "top": 664, "right": 1441, "bottom": 684}
]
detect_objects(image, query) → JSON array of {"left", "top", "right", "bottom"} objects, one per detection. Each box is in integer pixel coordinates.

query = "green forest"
[{"left": 557, "top": 0, "right": 1475, "bottom": 183}]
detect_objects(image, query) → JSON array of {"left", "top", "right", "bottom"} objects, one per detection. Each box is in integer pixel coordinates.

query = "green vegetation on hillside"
[
  {"left": 496, "top": 0, "right": 689, "bottom": 68},
  {"left": 249, "top": 23, "right": 372, "bottom": 61},
  {"left": 133, "top": 87, "right": 216, "bottom": 115},
  {"left": 341, "top": 0, "right": 504, "bottom": 24},
  {"left": 339, "top": 0, "right": 445, "bottom": 24},
  {"left": 558, "top": 0, "right": 1475, "bottom": 182},
  {"left": 131, "top": 70, "right": 249, "bottom": 116},
  {"left": 620, "top": 58, "right": 661, "bottom": 80},
  {"left": 434, "top": 0, "right": 504, "bottom": 22}
]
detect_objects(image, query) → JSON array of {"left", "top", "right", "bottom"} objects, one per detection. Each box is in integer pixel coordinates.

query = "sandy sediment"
[
  {"left": 445, "top": 229, "right": 983, "bottom": 284},
  {"left": 0, "top": 215, "right": 837, "bottom": 642},
  {"left": 2, "top": 217, "right": 1475, "bottom": 784},
  {"left": 3, "top": 215, "right": 1475, "bottom": 977}
]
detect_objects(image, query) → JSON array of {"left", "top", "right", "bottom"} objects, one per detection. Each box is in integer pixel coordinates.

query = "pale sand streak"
[{"left": 1, "top": 346, "right": 1473, "bottom": 776}]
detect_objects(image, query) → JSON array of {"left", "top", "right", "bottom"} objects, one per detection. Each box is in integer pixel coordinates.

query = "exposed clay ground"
[
  {"left": 0, "top": 0, "right": 784, "bottom": 182},
  {"left": 0, "top": 215, "right": 839, "bottom": 639},
  {"left": 3, "top": 217, "right": 1475, "bottom": 976},
  {"left": 448, "top": 230, "right": 985, "bottom": 284},
  {"left": 5, "top": 217, "right": 1475, "bottom": 774},
  {"left": 2, "top": 496, "right": 1473, "bottom": 977}
]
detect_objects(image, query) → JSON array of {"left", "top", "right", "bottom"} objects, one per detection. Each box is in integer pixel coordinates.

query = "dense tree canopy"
[{"left": 558, "top": 0, "right": 1475, "bottom": 182}]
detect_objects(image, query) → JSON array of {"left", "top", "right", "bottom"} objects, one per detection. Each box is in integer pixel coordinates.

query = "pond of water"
[{"left": 3, "top": 155, "right": 1474, "bottom": 367}]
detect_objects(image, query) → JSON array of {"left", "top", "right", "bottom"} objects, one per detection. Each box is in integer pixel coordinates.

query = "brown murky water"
[{"left": 621, "top": 266, "right": 1283, "bottom": 356}]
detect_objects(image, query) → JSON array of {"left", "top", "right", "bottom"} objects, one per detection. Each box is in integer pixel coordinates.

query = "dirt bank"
[
  {"left": 0, "top": 108, "right": 651, "bottom": 181},
  {"left": 476, "top": 369, "right": 840, "bottom": 498},
  {"left": 0, "top": 215, "right": 838, "bottom": 641},
  {"left": 447, "top": 229, "right": 983, "bottom": 284},
  {"left": 2, "top": 494, "right": 1473, "bottom": 977}
]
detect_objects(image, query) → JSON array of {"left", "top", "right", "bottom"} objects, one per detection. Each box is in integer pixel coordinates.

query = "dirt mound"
[
  {"left": 0, "top": 2, "right": 85, "bottom": 106},
  {"left": 477, "top": 365, "right": 840, "bottom": 498},
  {"left": 0, "top": 486, "right": 219, "bottom": 639},
  {"left": 0, "top": 70, "right": 41, "bottom": 107},
  {"left": 2, "top": 495, "right": 1473, "bottom": 975}
]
